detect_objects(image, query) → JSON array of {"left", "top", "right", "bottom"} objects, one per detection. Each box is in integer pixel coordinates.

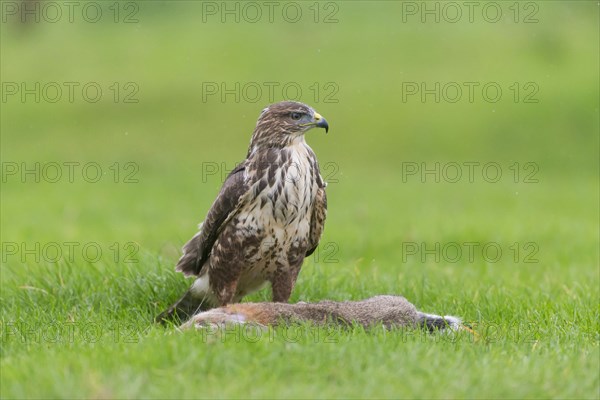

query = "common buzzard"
[{"left": 157, "top": 101, "right": 329, "bottom": 323}]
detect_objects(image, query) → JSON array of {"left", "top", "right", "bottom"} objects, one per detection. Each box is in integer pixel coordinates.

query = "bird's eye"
[{"left": 290, "top": 112, "right": 302, "bottom": 120}]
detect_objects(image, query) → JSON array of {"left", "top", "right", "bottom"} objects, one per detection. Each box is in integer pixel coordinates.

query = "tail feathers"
[
  {"left": 176, "top": 229, "right": 204, "bottom": 277},
  {"left": 155, "top": 289, "right": 212, "bottom": 325},
  {"left": 417, "top": 312, "right": 463, "bottom": 332}
]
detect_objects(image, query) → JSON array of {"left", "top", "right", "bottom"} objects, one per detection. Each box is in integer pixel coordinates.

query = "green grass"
[{"left": 1, "top": 1, "right": 598, "bottom": 399}]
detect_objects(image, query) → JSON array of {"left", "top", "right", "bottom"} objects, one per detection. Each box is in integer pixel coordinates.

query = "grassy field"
[{"left": 1, "top": 1, "right": 598, "bottom": 398}]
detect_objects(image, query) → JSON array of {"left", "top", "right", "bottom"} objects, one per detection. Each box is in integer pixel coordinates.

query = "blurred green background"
[
  {"left": 1, "top": 1, "right": 598, "bottom": 244},
  {"left": 1, "top": 1, "right": 597, "bottom": 247},
  {"left": 1, "top": 1, "right": 598, "bottom": 398}
]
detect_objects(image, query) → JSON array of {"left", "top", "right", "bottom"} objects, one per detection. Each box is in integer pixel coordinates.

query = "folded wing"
[{"left": 176, "top": 163, "right": 249, "bottom": 276}]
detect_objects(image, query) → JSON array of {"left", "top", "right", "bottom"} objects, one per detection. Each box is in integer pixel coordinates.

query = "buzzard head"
[{"left": 249, "top": 101, "right": 329, "bottom": 150}]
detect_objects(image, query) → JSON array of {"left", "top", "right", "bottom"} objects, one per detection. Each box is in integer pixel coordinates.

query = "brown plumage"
[{"left": 156, "top": 101, "right": 329, "bottom": 324}]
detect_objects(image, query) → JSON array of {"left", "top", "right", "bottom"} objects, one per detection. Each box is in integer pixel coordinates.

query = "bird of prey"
[{"left": 156, "top": 101, "right": 329, "bottom": 323}]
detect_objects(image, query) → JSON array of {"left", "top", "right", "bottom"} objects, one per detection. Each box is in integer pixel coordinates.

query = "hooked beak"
[{"left": 312, "top": 112, "right": 329, "bottom": 133}]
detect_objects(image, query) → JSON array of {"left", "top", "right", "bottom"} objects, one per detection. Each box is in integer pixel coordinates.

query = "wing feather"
[
  {"left": 305, "top": 177, "right": 327, "bottom": 257},
  {"left": 176, "top": 162, "right": 248, "bottom": 276}
]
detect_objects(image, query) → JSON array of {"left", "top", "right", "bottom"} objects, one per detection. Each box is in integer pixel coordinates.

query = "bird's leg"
[
  {"left": 214, "top": 279, "right": 240, "bottom": 306},
  {"left": 271, "top": 248, "right": 305, "bottom": 302},
  {"left": 208, "top": 236, "right": 248, "bottom": 306},
  {"left": 271, "top": 280, "right": 293, "bottom": 303},
  {"left": 271, "top": 263, "right": 302, "bottom": 303}
]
